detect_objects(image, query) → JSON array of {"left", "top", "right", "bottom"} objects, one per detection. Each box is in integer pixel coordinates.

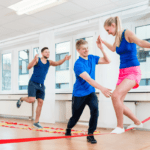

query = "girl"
[{"left": 98, "top": 16, "right": 150, "bottom": 134}]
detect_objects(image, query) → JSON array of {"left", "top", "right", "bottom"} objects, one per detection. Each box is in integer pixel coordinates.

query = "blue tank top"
[
  {"left": 116, "top": 29, "right": 140, "bottom": 69},
  {"left": 30, "top": 58, "right": 50, "bottom": 84}
]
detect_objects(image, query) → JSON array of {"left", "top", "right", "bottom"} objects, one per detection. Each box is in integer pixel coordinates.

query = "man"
[
  {"left": 65, "top": 38, "right": 112, "bottom": 144},
  {"left": 17, "top": 47, "right": 71, "bottom": 129}
]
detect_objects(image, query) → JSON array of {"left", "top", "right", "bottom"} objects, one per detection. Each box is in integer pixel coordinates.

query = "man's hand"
[
  {"left": 34, "top": 54, "right": 39, "bottom": 61},
  {"left": 101, "top": 87, "right": 112, "bottom": 98},
  {"left": 27, "top": 54, "right": 39, "bottom": 69},
  {"left": 65, "top": 55, "right": 71, "bottom": 61}
]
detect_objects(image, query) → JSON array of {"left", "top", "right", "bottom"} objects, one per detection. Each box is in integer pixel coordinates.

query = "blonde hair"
[
  {"left": 76, "top": 39, "right": 88, "bottom": 50},
  {"left": 104, "top": 16, "right": 123, "bottom": 47}
]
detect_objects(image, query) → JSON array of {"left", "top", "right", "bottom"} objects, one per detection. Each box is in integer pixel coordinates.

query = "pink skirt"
[{"left": 116, "top": 66, "right": 142, "bottom": 89}]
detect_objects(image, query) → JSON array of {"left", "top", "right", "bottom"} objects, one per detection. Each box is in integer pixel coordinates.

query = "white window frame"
[
  {"left": 130, "top": 24, "right": 150, "bottom": 92},
  {"left": 15, "top": 45, "right": 31, "bottom": 94},
  {"left": 55, "top": 36, "right": 73, "bottom": 93},
  {"left": 0, "top": 43, "right": 39, "bottom": 94},
  {"left": 30, "top": 43, "right": 39, "bottom": 79},
  {"left": 32, "top": 44, "right": 40, "bottom": 58},
  {"left": 0, "top": 49, "right": 13, "bottom": 94}
]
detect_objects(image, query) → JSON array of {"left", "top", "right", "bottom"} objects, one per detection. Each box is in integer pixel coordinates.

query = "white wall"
[
  {"left": 38, "top": 31, "right": 55, "bottom": 123},
  {"left": 136, "top": 102, "right": 150, "bottom": 129},
  {"left": 55, "top": 101, "right": 66, "bottom": 123}
]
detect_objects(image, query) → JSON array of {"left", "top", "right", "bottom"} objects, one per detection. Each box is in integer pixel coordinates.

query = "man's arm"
[
  {"left": 49, "top": 55, "right": 71, "bottom": 66},
  {"left": 27, "top": 54, "right": 38, "bottom": 70},
  {"left": 79, "top": 72, "right": 112, "bottom": 98}
]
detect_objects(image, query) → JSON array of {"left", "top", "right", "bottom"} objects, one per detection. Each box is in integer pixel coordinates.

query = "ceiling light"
[{"left": 8, "top": 0, "right": 68, "bottom": 15}]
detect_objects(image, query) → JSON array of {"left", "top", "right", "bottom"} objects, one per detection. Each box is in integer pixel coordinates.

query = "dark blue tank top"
[
  {"left": 30, "top": 58, "right": 50, "bottom": 84},
  {"left": 116, "top": 29, "right": 140, "bottom": 69}
]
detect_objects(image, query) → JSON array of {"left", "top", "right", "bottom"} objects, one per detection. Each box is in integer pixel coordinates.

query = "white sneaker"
[
  {"left": 111, "top": 127, "right": 125, "bottom": 134},
  {"left": 127, "top": 123, "right": 143, "bottom": 129}
]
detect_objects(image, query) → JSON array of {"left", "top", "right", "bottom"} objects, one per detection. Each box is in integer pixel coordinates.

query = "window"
[
  {"left": 56, "top": 53, "right": 69, "bottom": 71},
  {"left": 136, "top": 25, "right": 150, "bottom": 86},
  {"left": 75, "top": 36, "right": 94, "bottom": 60},
  {"left": 2, "top": 53, "right": 11, "bottom": 91},
  {"left": 54, "top": 32, "right": 96, "bottom": 92},
  {"left": 33, "top": 47, "right": 39, "bottom": 57},
  {"left": 18, "top": 49, "right": 29, "bottom": 90},
  {"left": 55, "top": 41, "right": 70, "bottom": 89}
]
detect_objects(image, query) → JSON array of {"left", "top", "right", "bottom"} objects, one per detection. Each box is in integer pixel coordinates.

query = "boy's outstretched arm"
[{"left": 79, "top": 72, "right": 112, "bottom": 98}]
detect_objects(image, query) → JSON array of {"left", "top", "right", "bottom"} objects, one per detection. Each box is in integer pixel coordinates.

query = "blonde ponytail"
[{"left": 104, "top": 16, "right": 123, "bottom": 47}]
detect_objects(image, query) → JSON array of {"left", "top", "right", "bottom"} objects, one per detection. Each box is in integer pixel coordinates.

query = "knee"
[
  {"left": 38, "top": 100, "right": 43, "bottom": 107},
  {"left": 111, "top": 92, "right": 118, "bottom": 101},
  {"left": 111, "top": 91, "right": 123, "bottom": 105},
  {"left": 28, "top": 97, "right": 35, "bottom": 103},
  {"left": 111, "top": 91, "right": 122, "bottom": 101},
  {"left": 91, "top": 105, "right": 99, "bottom": 116}
]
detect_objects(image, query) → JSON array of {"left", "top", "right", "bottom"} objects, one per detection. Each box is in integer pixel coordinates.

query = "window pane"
[
  {"left": 146, "top": 26, "right": 150, "bottom": 39},
  {"left": 136, "top": 25, "right": 150, "bottom": 86},
  {"left": 148, "top": 79, "right": 150, "bottom": 85},
  {"left": 139, "top": 79, "right": 146, "bottom": 86},
  {"left": 2, "top": 53, "right": 11, "bottom": 91},
  {"left": 136, "top": 26, "right": 146, "bottom": 39},
  {"left": 18, "top": 49, "right": 29, "bottom": 90},
  {"left": 75, "top": 36, "right": 94, "bottom": 60},
  {"left": 33, "top": 47, "right": 39, "bottom": 57},
  {"left": 55, "top": 41, "right": 70, "bottom": 89}
]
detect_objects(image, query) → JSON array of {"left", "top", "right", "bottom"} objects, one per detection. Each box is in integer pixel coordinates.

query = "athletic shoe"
[
  {"left": 111, "top": 127, "right": 125, "bottom": 134},
  {"left": 16, "top": 98, "right": 23, "bottom": 108},
  {"left": 127, "top": 123, "right": 143, "bottom": 129},
  {"left": 87, "top": 134, "right": 97, "bottom": 144},
  {"left": 33, "top": 122, "right": 43, "bottom": 129},
  {"left": 65, "top": 128, "right": 71, "bottom": 136}
]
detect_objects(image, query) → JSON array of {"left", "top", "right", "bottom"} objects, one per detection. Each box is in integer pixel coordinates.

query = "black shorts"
[{"left": 28, "top": 80, "right": 45, "bottom": 100}]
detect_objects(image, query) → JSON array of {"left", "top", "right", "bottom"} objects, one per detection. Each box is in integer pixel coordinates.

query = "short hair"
[
  {"left": 41, "top": 47, "right": 49, "bottom": 53},
  {"left": 76, "top": 39, "right": 88, "bottom": 50}
]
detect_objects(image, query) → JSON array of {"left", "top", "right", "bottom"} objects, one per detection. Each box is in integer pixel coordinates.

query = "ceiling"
[{"left": 0, "top": 0, "right": 148, "bottom": 41}]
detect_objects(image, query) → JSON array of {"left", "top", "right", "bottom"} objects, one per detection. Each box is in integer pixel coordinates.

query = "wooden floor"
[{"left": 0, "top": 118, "right": 149, "bottom": 150}]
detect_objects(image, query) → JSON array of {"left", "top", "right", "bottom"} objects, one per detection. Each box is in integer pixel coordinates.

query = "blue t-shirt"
[
  {"left": 30, "top": 58, "right": 50, "bottom": 84},
  {"left": 73, "top": 55, "right": 100, "bottom": 97},
  {"left": 116, "top": 29, "right": 140, "bottom": 69}
]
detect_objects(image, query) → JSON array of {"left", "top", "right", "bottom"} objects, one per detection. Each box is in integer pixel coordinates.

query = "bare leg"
[
  {"left": 35, "top": 98, "right": 43, "bottom": 123},
  {"left": 111, "top": 79, "right": 138, "bottom": 128},
  {"left": 21, "top": 97, "right": 35, "bottom": 103},
  {"left": 120, "top": 93, "right": 141, "bottom": 125}
]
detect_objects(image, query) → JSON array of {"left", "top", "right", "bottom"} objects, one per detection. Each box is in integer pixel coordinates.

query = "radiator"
[{"left": 0, "top": 95, "right": 33, "bottom": 119}]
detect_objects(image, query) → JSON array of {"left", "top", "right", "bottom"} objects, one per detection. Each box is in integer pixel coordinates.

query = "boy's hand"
[
  {"left": 65, "top": 55, "right": 71, "bottom": 61},
  {"left": 101, "top": 87, "right": 112, "bottom": 98},
  {"left": 96, "top": 35, "right": 104, "bottom": 50}
]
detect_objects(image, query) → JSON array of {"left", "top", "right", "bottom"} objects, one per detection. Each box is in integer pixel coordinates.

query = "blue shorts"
[{"left": 28, "top": 80, "right": 45, "bottom": 100}]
